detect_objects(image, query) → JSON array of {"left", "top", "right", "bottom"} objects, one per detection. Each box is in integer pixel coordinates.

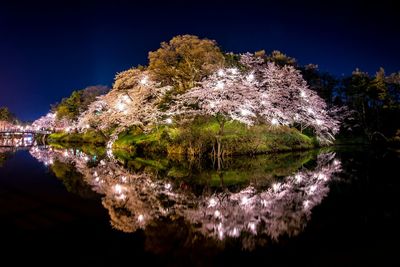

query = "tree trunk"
[{"left": 216, "top": 120, "right": 225, "bottom": 158}]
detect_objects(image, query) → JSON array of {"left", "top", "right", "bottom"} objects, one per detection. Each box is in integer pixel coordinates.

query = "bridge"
[{"left": 0, "top": 129, "right": 52, "bottom": 135}]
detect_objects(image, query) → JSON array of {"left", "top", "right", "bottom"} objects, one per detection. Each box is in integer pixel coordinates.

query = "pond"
[{"left": 0, "top": 142, "right": 399, "bottom": 266}]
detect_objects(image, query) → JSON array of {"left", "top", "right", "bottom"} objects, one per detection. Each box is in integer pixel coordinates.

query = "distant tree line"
[{"left": 0, "top": 106, "right": 16, "bottom": 122}]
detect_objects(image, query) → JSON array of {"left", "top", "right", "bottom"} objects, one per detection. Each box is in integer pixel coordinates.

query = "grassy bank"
[
  {"left": 113, "top": 118, "right": 316, "bottom": 157},
  {"left": 47, "top": 129, "right": 106, "bottom": 145}
]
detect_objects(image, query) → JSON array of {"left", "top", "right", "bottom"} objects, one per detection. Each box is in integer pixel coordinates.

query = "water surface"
[{"left": 0, "top": 144, "right": 398, "bottom": 266}]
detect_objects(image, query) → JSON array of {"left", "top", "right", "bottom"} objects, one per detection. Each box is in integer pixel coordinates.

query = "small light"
[
  {"left": 240, "top": 109, "right": 251, "bottom": 116},
  {"left": 248, "top": 222, "right": 256, "bottom": 232},
  {"left": 295, "top": 174, "right": 302, "bottom": 183},
  {"left": 271, "top": 118, "right": 278, "bottom": 125},
  {"left": 229, "top": 68, "right": 238, "bottom": 74},
  {"left": 272, "top": 183, "right": 281, "bottom": 192},
  {"left": 214, "top": 210, "right": 221, "bottom": 218},
  {"left": 308, "top": 185, "right": 317, "bottom": 194},
  {"left": 300, "top": 90, "right": 306, "bottom": 98},
  {"left": 208, "top": 198, "right": 217, "bottom": 208},
  {"left": 217, "top": 69, "right": 225, "bottom": 77},
  {"left": 114, "top": 184, "right": 123, "bottom": 194},
  {"left": 138, "top": 214, "right": 144, "bottom": 222},
  {"left": 318, "top": 173, "right": 327, "bottom": 181},
  {"left": 116, "top": 102, "right": 126, "bottom": 112},
  {"left": 140, "top": 76, "right": 148, "bottom": 85},
  {"left": 165, "top": 183, "right": 171, "bottom": 190},
  {"left": 165, "top": 118, "right": 172, "bottom": 124},
  {"left": 216, "top": 81, "right": 224, "bottom": 89},
  {"left": 240, "top": 196, "right": 249, "bottom": 205},
  {"left": 247, "top": 73, "right": 254, "bottom": 81}
]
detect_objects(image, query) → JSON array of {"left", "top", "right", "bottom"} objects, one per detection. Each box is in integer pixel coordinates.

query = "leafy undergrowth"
[{"left": 113, "top": 117, "right": 316, "bottom": 157}]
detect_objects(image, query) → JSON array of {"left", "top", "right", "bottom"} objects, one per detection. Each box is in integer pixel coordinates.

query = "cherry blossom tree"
[
  {"left": 32, "top": 112, "right": 71, "bottom": 131},
  {"left": 170, "top": 67, "right": 260, "bottom": 156},
  {"left": 240, "top": 53, "right": 340, "bottom": 144},
  {"left": 170, "top": 55, "right": 341, "bottom": 149},
  {"left": 77, "top": 71, "right": 171, "bottom": 137}
]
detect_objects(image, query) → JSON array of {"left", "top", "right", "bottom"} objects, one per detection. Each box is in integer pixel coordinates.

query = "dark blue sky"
[{"left": 1, "top": 0, "right": 399, "bottom": 120}]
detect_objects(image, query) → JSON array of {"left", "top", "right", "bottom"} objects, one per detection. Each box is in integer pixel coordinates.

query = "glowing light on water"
[
  {"left": 303, "top": 200, "right": 310, "bottom": 209},
  {"left": 240, "top": 196, "right": 249, "bottom": 205},
  {"left": 248, "top": 222, "right": 256, "bottom": 233},
  {"left": 214, "top": 210, "right": 221, "bottom": 218},
  {"left": 208, "top": 198, "right": 217, "bottom": 208},
  {"left": 229, "top": 227, "right": 240, "bottom": 237}
]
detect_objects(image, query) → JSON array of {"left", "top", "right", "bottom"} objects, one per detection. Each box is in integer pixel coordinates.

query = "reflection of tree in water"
[
  {"left": 186, "top": 152, "right": 341, "bottom": 249},
  {"left": 0, "top": 147, "right": 16, "bottom": 167},
  {"left": 30, "top": 146, "right": 341, "bottom": 250}
]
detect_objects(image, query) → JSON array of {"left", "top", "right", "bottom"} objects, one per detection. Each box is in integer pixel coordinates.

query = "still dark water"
[{"left": 0, "top": 144, "right": 399, "bottom": 266}]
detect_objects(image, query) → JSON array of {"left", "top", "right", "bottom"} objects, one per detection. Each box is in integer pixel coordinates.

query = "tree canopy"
[
  {"left": 0, "top": 107, "right": 15, "bottom": 122},
  {"left": 148, "top": 35, "right": 225, "bottom": 92},
  {"left": 55, "top": 85, "right": 109, "bottom": 121}
]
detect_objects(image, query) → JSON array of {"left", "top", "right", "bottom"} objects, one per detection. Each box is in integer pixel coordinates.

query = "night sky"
[{"left": 1, "top": 0, "right": 399, "bottom": 121}]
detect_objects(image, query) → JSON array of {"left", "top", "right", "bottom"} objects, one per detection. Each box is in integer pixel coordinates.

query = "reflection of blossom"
[
  {"left": 186, "top": 152, "right": 340, "bottom": 247},
  {"left": 29, "top": 147, "right": 341, "bottom": 249}
]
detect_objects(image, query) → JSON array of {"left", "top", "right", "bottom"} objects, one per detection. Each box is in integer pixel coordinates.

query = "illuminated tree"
[
  {"left": 32, "top": 112, "right": 71, "bottom": 131},
  {"left": 77, "top": 71, "right": 170, "bottom": 140},
  {"left": 170, "top": 67, "right": 259, "bottom": 156},
  {"left": 240, "top": 53, "right": 340, "bottom": 144},
  {"left": 171, "top": 53, "right": 341, "bottom": 146}
]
